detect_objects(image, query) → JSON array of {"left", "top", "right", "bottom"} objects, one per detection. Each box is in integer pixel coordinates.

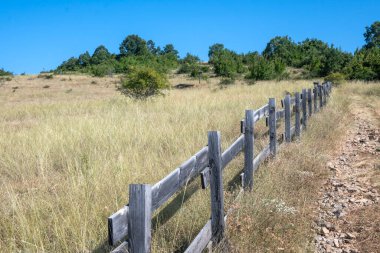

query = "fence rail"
[{"left": 108, "top": 81, "right": 333, "bottom": 253}]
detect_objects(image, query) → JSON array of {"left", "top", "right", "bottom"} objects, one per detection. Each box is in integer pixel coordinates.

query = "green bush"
[
  {"left": 118, "top": 68, "right": 170, "bottom": 99},
  {"left": 324, "top": 72, "right": 346, "bottom": 85},
  {"left": 91, "top": 64, "right": 115, "bottom": 77},
  {"left": 212, "top": 49, "right": 245, "bottom": 78},
  {"left": 247, "top": 56, "right": 286, "bottom": 81},
  {"left": 0, "top": 68, "right": 13, "bottom": 76}
]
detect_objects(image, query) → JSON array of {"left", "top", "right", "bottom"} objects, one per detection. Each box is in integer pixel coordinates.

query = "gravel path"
[{"left": 314, "top": 105, "right": 380, "bottom": 253}]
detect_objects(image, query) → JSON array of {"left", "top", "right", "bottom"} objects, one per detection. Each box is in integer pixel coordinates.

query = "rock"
[
  {"left": 327, "top": 162, "right": 335, "bottom": 169},
  {"left": 346, "top": 233, "right": 356, "bottom": 239},
  {"left": 322, "top": 227, "right": 330, "bottom": 235},
  {"left": 334, "top": 238, "right": 340, "bottom": 248}
]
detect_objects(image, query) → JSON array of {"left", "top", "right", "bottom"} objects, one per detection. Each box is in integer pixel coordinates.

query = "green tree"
[
  {"left": 162, "top": 44, "right": 179, "bottom": 58},
  {"left": 78, "top": 51, "right": 91, "bottom": 67},
  {"left": 118, "top": 67, "right": 170, "bottom": 99},
  {"left": 0, "top": 68, "right": 13, "bottom": 76},
  {"left": 208, "top": 43, "right": 225, "bottom": 63},
  {"left": 212, "top": 49, "right": 245, "bottom": 78},
  {"left": 57, "top": 57, "right": 80, "bottom": 71},
  {"left": 119, "top": 35, "right": 148, "bottom": 56},
  {"left": 91, "top": 45, "right": 111, "bottom": 65},
  {"left": 263, "top": 36, "right": 299, "bottom": 66},
  {"left": 364, "top": 21, "right": 380, "bottom": 49}
]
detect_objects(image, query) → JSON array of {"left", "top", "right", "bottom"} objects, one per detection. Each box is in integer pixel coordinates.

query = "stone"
[
  {"left": 322, "top": 227, "right": 330, "bottom": 235},
  {"left": 334, "top": 238, "right": 340, "bottom": 248}
]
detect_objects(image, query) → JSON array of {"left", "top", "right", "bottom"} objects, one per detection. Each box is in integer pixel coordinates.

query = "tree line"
[{"left": 55, "top": 21, "right": 379, "bottom": 83}]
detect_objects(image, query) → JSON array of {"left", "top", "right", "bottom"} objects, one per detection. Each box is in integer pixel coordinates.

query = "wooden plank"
[
  {"left": 208, "top": 131, "right": 225, "bottom": 244},
  {"left": 184, "top": 220, "right": 212, "bottom": 253},
  {"left": 268, "top": 98, "right": 277, "bottom": 156},
  {"left": 151, "top": 146, "right": 208, "bottom": 211},
  {"left": 319, "top": 85, "right": 323, "bottom": 108},
  {"left": 200, "top": 167, "right": 210, "bottom": 189},
  {"left": 307, "top": 88, "right": 312, "bottom": 117},
  {"left": 221, "top": 134, "right": 244, "bottom": 169},
  {"left": 290, "top": 126, "right": 295, "bottom": 138},
  {"left": 243, "top": 110, "right": 254, "bottom": 190},
  {"left": 302, "top": 89, "right": 308, "bottom": 128},
  {"left": 111, "top": 241, "right": 129, "bottom": 253},
  {"left": 108, "top": 206, "right": 129, "bottom": 246},
  {"left": 253, "top": 144, "right": 270, "bottom": 172},
  {"left": 295, "top": 92, "right": 301, "bottom": 138},
  {"left": 284, "top": 94, "right": 291, "bottom": 142},
  {"left": 128, "top": 184, "right": 152, "bottom": 253},
  {"left": 253, "top": 104, "right": 269, "bottom": 122},
  {"left": 276, "top": 109, "right": 285, "bottom": 119},
  {"left": 201, "top": 135, "right": 244, "bottom": 189}
]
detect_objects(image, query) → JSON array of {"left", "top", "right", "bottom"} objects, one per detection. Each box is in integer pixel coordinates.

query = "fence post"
[
  {"left": 313, "top": 86, "right": 318, "bottom": 113},
  {"left": 302, "top": 89, "right": 307, "bottom": 128},
  {"left": 284, "top": 95, "right": 291, "bottom": 142},
  {"left": 319, "top": 84, "right": 323, "bottom": 109},
  {"left": 128, "top": 184, "right": 152, "bottom": 253},
  {"left": 243, "top": 110, "right": 254, "bottom": 190},
  {"left": 268, "top": 98, "right": 277, "bottom": 156},
  {"left": 295, "top": 92, "right": 301, "bottom": 138},
  {"left": 307, "top": 88, "right": 312, "bottom": 117},
  {"left": 323, "top": 84, "right": 327, "bottom": 105},
  {"left": 208, "top": 131, "right": 225, "bottom": 245}
]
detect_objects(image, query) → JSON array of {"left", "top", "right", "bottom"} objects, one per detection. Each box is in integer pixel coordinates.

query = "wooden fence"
[{"left": 108, "top": 81, "right": 333, "bottom": 253}]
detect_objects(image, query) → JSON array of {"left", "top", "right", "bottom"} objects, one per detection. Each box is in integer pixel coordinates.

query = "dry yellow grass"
[{"left": 0, "top": 75, "right": 376, "bottom": 252}]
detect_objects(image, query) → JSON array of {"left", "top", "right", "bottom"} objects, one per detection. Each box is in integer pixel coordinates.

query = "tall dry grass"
[{"left": 0, "top": 75, "right": 376, "bottom": 252}]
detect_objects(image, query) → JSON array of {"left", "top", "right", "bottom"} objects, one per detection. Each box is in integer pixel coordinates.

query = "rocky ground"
[{"left": 314, "top": 104, "right": 380, "bottom": 253}]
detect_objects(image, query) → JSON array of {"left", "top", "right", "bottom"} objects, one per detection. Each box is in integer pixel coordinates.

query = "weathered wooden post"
[
  {"left": 284, "top": 94, "right": 291, "bottom": 142},
  {"left": 319, "top": 85, "right": 323, "bottom": 109},
  {"left": 307, "top": 88, "right": 312, "bottom": 117},
  {"left": 302, "top": 89, "right": 307, "bottom": 128},
  {"left": 313, "top": 86, "right": 318, "bottom": 113},
  {"left": 243, "top": 110, "right": 254, "bottom": 190},
  {"left": 295, "top": 92, "right": 301, "bottom": 138},
  {"left": 208, "top": 131, "right": 225, "bottom": 245},
  {"left": 128, "top": 184, "right": 152, "bottom": 253},
  {"left": 268, "top": 98, "right": 277, "bottom": 155}
]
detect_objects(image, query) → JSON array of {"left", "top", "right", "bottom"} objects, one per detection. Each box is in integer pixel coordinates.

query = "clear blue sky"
[{"left": 1, "top": 0, "right": 379, "bottom": 74}]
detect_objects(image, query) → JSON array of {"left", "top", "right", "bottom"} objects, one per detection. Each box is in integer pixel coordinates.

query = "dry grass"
[
  {"left": 0, "top": 75, "right": 377, "bottom": 252},
  {"left": 223, "top": 82, "right": 380, "bottom": 252}
]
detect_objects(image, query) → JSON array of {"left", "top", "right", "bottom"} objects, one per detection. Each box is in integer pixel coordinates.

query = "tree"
[
  {"left": 147, "top": 40, "right": 159, "bottom": 55},
  {"left": 118, "top": 67, "right": 170, "bottom": 99},
  {"left": 119, "top": 35, "right": 148, "bottom": 56},
  {"left": 262, "top": 36, "right": 299, "bottom": 66},
  {"left": 364, "top": 21, "right": 380, "bottom": 49},
  {"left": 208, "top": 43, "right": 224, "bottom": 62},
  {"left": 57, "top": 57, "right": 79, "bottom": 71},
  {"left": 0, "top": 68, "right": 13, "bottom": 76},
  {"left": 211, "top": 49, "right": 245, "bottom": 78},
  {"left": 178, "top": 53, "right": 201, "bottom": 75},
  {"left": 162, "top": 44, "right": 179, "bottom": 58},
  {"left": 78, "top": 51, "right": 91, "bottom": 67},
  {"left": 91, "top": 45, "right": 111, "bottom": 65}
]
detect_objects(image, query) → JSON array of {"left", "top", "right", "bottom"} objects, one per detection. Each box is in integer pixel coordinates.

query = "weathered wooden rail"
[{"left": 108, "top": 82, "right": 333, "bottom": 253}]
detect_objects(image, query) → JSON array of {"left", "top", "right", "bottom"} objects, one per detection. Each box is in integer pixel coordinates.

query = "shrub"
[
  {"left": 37, "top": 73, "right": 54, "bottom": 79},
  {"left": 219, "top": 78, "right": 235, "bottom": 85},
  {"left": 118, "top": 68, "right": 170, "bottom": 99},
  {"left": 324, "top": 72, "right": 346, "bottom": 85},
  {"left": 0, "top": 68, "right": 13, "bottom": 76},
  {"left": 212, "top": 49, "right": 245, "bottom": 78},
  {"left": 91, "top": 64, "right": 114, "bottom": 77}
]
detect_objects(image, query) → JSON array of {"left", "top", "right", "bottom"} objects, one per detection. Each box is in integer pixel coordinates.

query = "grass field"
[{"left": 0, "top": 75, "right": 377, "bottom": 252}]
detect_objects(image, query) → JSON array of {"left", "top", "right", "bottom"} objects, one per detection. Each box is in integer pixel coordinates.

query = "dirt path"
[{"left": 314, "top": 97, "right": 380, "bottom": 253}]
